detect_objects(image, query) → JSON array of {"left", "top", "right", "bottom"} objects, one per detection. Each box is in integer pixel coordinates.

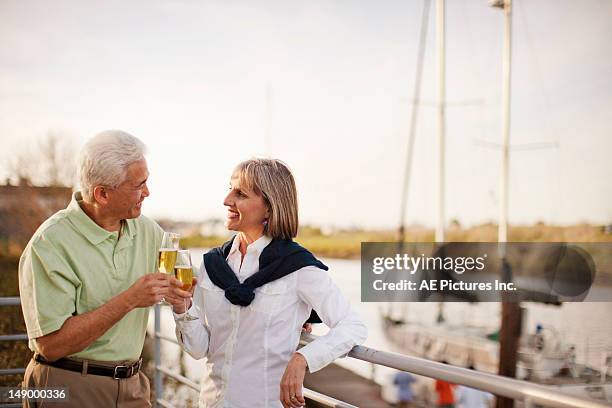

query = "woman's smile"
[{"left": 223, "top": 177, "right": 268, "bottom": 237}]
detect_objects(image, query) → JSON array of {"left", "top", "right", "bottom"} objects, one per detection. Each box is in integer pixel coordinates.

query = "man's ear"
[{"left": 92, "top": 185, "right": 110, "bottom": 205}]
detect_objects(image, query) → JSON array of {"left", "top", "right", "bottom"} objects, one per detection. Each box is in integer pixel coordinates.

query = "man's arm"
[{"left": 36, "top": 273, "right": 172, "bottom": 361}]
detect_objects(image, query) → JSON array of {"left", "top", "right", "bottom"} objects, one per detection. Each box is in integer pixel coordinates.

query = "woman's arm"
[
  {"left": 172, "top": 283, "right": 211, "bottom": 360},
  {"left": 294, "top": 266, "right": 367, "bottom": 372},
  {"left": 280, "top": 266, "right": 367, "bottom": 408}
]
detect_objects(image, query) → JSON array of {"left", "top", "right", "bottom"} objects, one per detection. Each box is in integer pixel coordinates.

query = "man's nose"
[{"left": 142, "top": 183, "right": 150, "bottom": 198}]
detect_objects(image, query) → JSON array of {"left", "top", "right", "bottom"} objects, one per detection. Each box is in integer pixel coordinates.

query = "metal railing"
[
  {"left": 0, "top": 297, "right": 27, "bottom": 377},
  {"left": 299, "top": 333, "right": 611, "bottom": 408},
  {"left": 2, "top": 297, "right": 609, "bottom": 407},
  {"left": 0, "top": 297, "right": 27, "bottom": 408},
  {"left": 152, "top": 304, "right": 610, "bottom": 408}
]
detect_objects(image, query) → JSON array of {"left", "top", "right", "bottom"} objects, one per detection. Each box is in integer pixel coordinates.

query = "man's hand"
[
  {"left": 280, "top": 353, "right": 308, "bottom": 408},
  {"left": 165, "top": 277, "right": 197, "bottom": 314},
  {"left": 302, "top": 323, "right": 312, "bottom": 334},
  {"left": 126, "top": 273, "right": 172, "bottom": 308}
]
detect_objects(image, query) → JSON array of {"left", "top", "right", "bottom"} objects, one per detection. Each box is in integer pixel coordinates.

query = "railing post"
[{"left": 154, "top": 304, "right": 162, "bottom": 408}]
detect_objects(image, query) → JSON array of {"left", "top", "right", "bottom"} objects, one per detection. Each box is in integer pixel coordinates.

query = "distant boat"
[{"left": 381, "top": 314, "right": 612, "bottom": 403}]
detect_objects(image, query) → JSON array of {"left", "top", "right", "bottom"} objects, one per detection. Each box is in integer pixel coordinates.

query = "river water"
[{"left": 148, "top": 251, "right": 612, "bottom": 394}]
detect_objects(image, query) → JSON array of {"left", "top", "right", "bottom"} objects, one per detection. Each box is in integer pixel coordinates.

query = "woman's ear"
[{"left": 264, "top": 205, "right": 270, "bottom": 219}]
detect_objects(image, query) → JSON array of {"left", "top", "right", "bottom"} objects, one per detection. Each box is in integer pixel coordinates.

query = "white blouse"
[{"left": 173, "top": 235, "right": 367, "bottom": 408}]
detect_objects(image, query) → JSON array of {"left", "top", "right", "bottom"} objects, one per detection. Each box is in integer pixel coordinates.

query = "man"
[
  {"left": 394, "top": 370, "right": 416, "bottom": 408},
  {"left": 455, "top": 367, "right": 494, "bottom": 408},
  {"left": 435, "top": 366, "right": 456, "bottom": 408},
  {"left": 455, "top": 385, "right": 494, "bottom": 408},
  {"left": 19, "top": 130, "right": 179, "bottom": 407}
]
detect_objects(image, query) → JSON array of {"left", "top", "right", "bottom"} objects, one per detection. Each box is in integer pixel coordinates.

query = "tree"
[{"left": 6, "top": 131, "right": 77, "bottom": 187}]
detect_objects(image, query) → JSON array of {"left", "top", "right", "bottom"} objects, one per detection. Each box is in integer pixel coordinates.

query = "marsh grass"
[{"left": 181, "top": 223, "right": 611, "bottom": 259}]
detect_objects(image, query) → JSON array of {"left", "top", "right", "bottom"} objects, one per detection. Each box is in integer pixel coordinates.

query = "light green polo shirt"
[{"left": 19, "top": 192, "right": 163, "bottom": 361}]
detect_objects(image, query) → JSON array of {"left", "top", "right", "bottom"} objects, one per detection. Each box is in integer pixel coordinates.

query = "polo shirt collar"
[
  {"left": 67, "top": 192, "right": 136, "bottom": 245},
  {"left": 124, "top": 218, "right": 136, "bottom": 239}
]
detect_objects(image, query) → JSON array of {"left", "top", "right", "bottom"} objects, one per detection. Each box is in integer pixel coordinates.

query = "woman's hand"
[
  {"left": 165, "top": 277, "right": 197, "bottom": 314},
  {"left": 280, "top": 352, "right": 308, "bottom": 408}
]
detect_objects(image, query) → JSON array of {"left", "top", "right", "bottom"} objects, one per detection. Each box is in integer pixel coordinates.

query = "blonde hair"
[{"left": 233, "top": 158, "right": 298, "bottom": 239}]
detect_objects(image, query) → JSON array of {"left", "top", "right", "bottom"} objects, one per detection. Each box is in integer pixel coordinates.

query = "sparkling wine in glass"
[
  {"left": 174, "top": 250, "right": 193, "bottom": 290},
  {"left": 158, "top": 232, "right": 180, "bottom": 274},
  {"left": 174, "top": 249, "right": 197, "bottom": 320},
  {"left": 157, "top": 232, "right": 179, "bottom": 304}
]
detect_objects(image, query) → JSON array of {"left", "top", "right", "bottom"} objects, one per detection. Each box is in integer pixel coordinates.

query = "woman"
[{"left": 167, "top": 158, "right": 367, "bottom": 408}]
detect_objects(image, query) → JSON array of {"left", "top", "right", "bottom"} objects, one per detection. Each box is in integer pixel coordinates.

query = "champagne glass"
[
  {"left": 158, "top": 232, "right": 180, "bottom": 274},
  {"left": 157, "top": 232, "right": 180, "bottom": 304},
  {"left": 174, "top": 249, "right": 197, "bottom": 320}
]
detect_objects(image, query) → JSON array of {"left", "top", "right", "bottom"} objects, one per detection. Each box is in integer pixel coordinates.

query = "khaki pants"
[{"left": 22, "top": 358, "right": 151, "bottom": 408}]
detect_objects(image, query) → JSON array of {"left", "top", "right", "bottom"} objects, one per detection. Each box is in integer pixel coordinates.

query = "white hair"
[{"left": 78, "top": 130, "right": 146, "bottom": 201}]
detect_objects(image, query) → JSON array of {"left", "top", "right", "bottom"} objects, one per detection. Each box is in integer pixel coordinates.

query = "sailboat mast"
[
  {"left": 492, "top": 3, "right": 520, "bottom": 408},
  {"left": 498, "top": 0, "right": 512, "bottom": 243},
  {"left": 436, "top": 0, "right": 446, "bottom": 243},
  {"left": 264, "top": 84, "right": 273, "bottom": 156},
  {"left": 398, "top": 0, "right": 432, "bottom": 243}
]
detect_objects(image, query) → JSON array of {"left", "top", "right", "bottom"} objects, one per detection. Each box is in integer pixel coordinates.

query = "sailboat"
[{"left": 381, "top": 0, "right": 612, "bottom": 404}]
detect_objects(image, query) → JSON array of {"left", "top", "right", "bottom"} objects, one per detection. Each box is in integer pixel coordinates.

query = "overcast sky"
[{"left": 1, "top": 0, "right": 611, "bottom": 228}]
